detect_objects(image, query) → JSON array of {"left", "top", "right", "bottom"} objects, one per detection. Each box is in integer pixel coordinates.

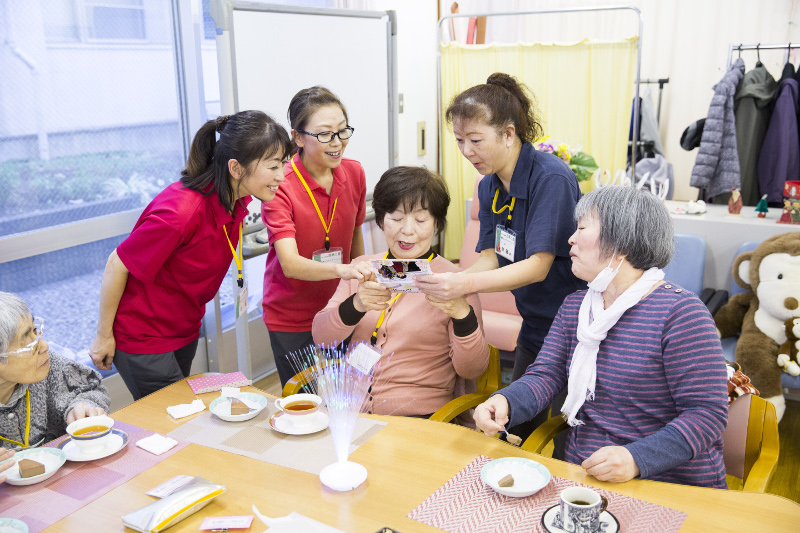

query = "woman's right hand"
[
  {"left": 336, "top": 261, "right": 373, "bottom": 282},
  {"left": 0, "top": 448, "right": 15, "bottom": 483},
  {"left": 89, "top": 333, "right": 116, "bottom": 371},
  {"left": 353, "top": 279, "right": 392, "bottom": 313},
  {"left": 473, "top": 394, "right": 510, "bottom": 437}
]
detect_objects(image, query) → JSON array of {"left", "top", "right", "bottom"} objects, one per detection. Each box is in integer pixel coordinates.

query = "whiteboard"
[{"left": 224, "top": 3, "right": 397, "bottom": 193}]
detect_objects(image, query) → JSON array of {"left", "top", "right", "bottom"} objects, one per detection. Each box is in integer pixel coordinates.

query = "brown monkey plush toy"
[{"left": 714, "top": 232, "right": 800, "bottom": 422}]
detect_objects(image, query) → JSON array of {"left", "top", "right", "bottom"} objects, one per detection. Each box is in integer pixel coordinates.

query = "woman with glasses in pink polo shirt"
[
  {"left": 262, "top": 87, "right": 371, "bottom": 386},
  {"left": 88, "top": 111, "right": 293, "bottom": 400}
]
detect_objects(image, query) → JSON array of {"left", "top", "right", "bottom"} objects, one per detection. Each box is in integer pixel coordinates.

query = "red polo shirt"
[
  {"left": 114, "top": 182, "right": 251, "bottom": 353},
  {"left": 261, "top": 153, "right": 367, "bottom": 332}
]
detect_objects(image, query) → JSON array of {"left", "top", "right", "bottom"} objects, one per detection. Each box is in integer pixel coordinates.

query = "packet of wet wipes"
[{"left": 122, "top": 476, "right": 225, "bottom": 533}]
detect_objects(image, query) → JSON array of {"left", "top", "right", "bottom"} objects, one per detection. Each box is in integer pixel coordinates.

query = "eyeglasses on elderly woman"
[{"left": 0, "top": 317, "right": 45, "bottom": 363}]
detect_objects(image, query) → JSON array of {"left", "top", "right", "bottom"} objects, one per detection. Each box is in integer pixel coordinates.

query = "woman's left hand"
[
  {"left": 426, "top": 295, "right": 470, "bottom": 319},
  {"left": 0, "top": 448, "right": 15, "bottom": 483},
  {"left": 581, "top": 446, "right": 640, "bottom": 483},
  {"left": 415, "top": 272, "right": 471, "bottom": 300},
  {"left": 66, "top": 403, "right": 106, "bottom": 424}
]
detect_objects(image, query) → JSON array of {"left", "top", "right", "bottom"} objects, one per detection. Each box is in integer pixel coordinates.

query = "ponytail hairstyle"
[
  {"left": 287, "top": 86, "right": 349, "bottom": 155},
  {"left": 445, "top": 72, "right": 543, "bottom": 144},
  {"left": 180, "top": 110, "right": 292, "bottom": 213}
]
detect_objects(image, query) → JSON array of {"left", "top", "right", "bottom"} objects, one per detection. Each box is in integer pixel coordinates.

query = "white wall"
[{"left": 439, "top": 0, "right": 800, "bottom": 201}]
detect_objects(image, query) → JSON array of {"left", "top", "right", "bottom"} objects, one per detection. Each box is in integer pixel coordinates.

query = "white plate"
[
  {"left": 57, "top": 428, "right": 129, "bottom": 461},
  {"left": 0, "top": 518, "right": 29, "bottom": 532},
  {"left": 541, "top": 503, "right": 620, "bottom": 533},
  {"left": 209, "top": 392, "right": 268, "bottom": 422},
  {"left": 0, "top": 448, "right": 66, "bottom": 486},
  {"left": 480, "top": 457, "right": 551, "bottom": 497},
  {"left": 269, "top": 410, "right": 329, "bottom": 435}
]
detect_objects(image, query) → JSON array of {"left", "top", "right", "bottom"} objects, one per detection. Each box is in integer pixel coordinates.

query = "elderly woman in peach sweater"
[{"left": 313, "top": 167, "right": 489, "bottom": 417}]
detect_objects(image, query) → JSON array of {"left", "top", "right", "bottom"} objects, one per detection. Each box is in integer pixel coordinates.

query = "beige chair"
[
  {"left": 521, "top": 394, "right": 779, "bottom": 493},
  {"left": 460, "top": 176, "right": 523, "bottom": 353}
]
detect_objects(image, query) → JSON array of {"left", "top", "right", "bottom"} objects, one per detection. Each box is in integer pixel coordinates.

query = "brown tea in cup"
[{"left": 284, "top": 401, "right": 317, "bottom": 411}]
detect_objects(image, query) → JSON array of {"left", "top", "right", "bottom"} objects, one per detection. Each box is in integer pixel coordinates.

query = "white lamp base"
[{"left": 319, "top": 461, "right": 367, "bottom": 491}]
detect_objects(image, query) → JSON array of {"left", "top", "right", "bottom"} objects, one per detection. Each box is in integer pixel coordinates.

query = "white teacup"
[
  {"left": 274, "top": 393, "right": 322, "bottom": 424},
  {"left": 553, "top": 486, "right": 609, "bottom": 533},
  {"left": 66, "top": 415, "right": 114, "bottom": 453}
]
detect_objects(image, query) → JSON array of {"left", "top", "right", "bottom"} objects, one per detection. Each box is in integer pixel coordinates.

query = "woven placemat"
[
  {"left": 0, "top": 421, "right": 189, "bottom": 533},
  {"left": 408, "top": 455, "right": 688, "bottom": 533},
  {"left": 167, "top": 405, "right": 386, "bottom": 475}
]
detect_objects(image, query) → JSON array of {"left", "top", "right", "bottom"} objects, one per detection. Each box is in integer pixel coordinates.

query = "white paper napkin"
[
  {"left": 136, "top": 434, "right": 179, "bottom": 456},
  {"left": 166, "top": 399, "right": 206, "bottom": 419},
  {"left": 253, "top": 505, "right": 346, "bottom": 533},
  {"left": 220, "top": 387, "right": 240, "bottom": 399}
]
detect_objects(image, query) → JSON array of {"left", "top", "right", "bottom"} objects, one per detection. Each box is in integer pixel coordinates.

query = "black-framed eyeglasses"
[{"left": 298, "top": 127, "right": 355, "bottom": 143}]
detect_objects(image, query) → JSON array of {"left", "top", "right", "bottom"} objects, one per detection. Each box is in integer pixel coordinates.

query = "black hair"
[{"left": 372, "top": 166, "right": 450, "bottom": 233}]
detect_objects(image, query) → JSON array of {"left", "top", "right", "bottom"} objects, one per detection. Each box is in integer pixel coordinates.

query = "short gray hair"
[
  {"left": 574, "top": 186, "right": 675, "bottom": 270},
  {"left": 0, "top": 292, "right": 30, "bottom": 355}
]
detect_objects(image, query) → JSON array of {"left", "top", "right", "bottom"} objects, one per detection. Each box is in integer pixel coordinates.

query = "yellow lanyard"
[
  {"left": 292, "top": 159, "right": 338, "bottom": 251},
  {"left": 0, "top": 388, "right": 31, "bottom": 448},
  {"left": 223, "top": 221, "right": 244, "bottom": 288},
  {"left": 492, "top": 188, "right": 516, "bottom": 227},
  {"left": 371, "top": 251, "right": 435, "bottom": 346}
]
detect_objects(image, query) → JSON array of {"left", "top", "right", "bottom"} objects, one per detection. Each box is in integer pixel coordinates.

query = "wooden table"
[{"left": 43, "top": 378, "right": 800, "bottom": 532}]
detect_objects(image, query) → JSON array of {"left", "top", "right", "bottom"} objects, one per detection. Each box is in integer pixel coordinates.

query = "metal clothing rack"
[
  {"left": 727, "top": 42, "right": 799, "bottom": 67},
  {"left": 436, "top": 5, "right": 644, "bottom": 179}
]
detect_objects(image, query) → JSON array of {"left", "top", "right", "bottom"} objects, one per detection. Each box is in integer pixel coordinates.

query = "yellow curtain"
[{"left": 440, "top": 38, "right": 637, "bottom": 260}]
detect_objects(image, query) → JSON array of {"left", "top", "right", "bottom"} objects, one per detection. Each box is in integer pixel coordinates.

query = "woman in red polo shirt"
[
  {"left": 262, "top": 86, "right": 370, "bottom": 386},
  {"left": 88, "top": 110, "right": 293, "bottom": 400}
]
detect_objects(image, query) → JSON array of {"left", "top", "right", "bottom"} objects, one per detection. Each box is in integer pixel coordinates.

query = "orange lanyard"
[
  {"left": 292, "top": 159, "right": 338, "bottom": 251},
  {"left": 492, "top": 188, "right": 516, "bottom": 228},
  {"left": 223, "top": 222, "right": 244, "bottom": 288},
  {"left": 0, "top": 388, "right": 30, "bottom": 448}
]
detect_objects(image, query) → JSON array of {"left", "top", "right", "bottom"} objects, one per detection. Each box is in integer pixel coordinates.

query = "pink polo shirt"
[
  {"left": 114, "top": 182, "right": 251, "bottom": 353},
  {"left": 261, "top": 153, "right": 367, "bottom": 332}
]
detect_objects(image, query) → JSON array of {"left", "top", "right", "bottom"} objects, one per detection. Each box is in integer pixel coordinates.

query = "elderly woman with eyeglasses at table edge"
[
  {"left": 0, "top": 292, "right": 110, "bottom": 479},
  {"left": 474, "top": 186, "right": 730, "bottom": 488}
]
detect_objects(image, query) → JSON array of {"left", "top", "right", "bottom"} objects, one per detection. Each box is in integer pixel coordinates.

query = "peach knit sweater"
[{"left": 312, "top": 254, "right": 489, "bottom": 416}]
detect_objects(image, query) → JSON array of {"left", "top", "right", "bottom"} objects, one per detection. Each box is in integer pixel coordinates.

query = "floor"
[{"left": 254, "top": 371, "right": 799, "bottom": 503}]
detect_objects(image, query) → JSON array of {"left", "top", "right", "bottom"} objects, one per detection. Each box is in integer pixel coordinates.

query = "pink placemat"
[
  {"left": 186, "top": 372, "right": 252, "bottom": 394},
  {"left": 408, "top": 455, "right": 688, "bottom": 533},
  {"left": 0, "top": 421, "right": 190, "bottom": 533}
]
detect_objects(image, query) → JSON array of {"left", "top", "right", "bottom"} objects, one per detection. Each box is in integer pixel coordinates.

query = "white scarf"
[{"left": 561, "top": 266, "right": 665, "bottom": 426}]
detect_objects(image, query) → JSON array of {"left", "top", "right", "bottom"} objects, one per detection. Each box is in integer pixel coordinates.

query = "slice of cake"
[
  {"left": 230, "top": 398, "right": 250, "bottom": 415},
  {"left": 18, "top": 458, "right": 45, "bottom": 478}
]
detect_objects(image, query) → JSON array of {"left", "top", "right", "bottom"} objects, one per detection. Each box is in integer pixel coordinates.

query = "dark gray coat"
[
  {"left": 690, "top": 59, "right": 745, "bottom": 200},
  {"left": 735, "top": 65, "right": 777, "bottom": 206}
]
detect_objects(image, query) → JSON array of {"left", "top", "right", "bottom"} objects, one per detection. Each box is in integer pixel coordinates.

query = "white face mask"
[{"left": 588, "top": 254, "right": 624, "bottom": 292}]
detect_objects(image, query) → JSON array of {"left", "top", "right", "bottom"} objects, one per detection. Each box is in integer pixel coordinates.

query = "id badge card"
[
  {"left": 495, "top": 225, "right": 516, "bottom": 261},
  {"left": 313, "top": 247, "right": 343, "bottom": 264},
  {"left": 235, "top": 282, "right": 248, "bottom": 319},
  {"left": 348, "top": 343, "right": 383, "bottom": 374}
]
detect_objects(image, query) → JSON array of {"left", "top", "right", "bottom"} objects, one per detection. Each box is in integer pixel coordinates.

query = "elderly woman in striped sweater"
[{"left": 474, "top": 186, "right": 729, "bottom": 488}]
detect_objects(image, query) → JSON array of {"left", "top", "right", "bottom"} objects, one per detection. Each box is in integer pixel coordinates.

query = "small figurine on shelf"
[
  {"left": 728, "top": 187, "right": 743, "bottom": 215},
  {"left": 780, "top": 199, "right": 793, "bottom": 224},
  {"left": 755, "top": 194, "right": 769, "bottom": 218}
]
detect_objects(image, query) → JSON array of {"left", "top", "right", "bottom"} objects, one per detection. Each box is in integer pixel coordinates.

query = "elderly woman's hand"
[
  {"left": 473, "top": 395, "right": 510, "bottom": 437},
  {"left": 66, "top": 403, "right": 106, "bottom": 425},
  {"left": 0, "top": 448, "right": 15, "bottom": 483},
  {"left": 89, "top": 333, "right": 116, "bottom": 371},
  {"left": 415, "top": 272, "right": 472, "bottom": 301},
  {"left": 425, "top": 294, "right": 471, "bottom": 319},
  {"left": 581, "top": 446, "right": 640, "bottom": 483},
  {"left": 353, "top": 280, "right": 392, "bottom": 313}
]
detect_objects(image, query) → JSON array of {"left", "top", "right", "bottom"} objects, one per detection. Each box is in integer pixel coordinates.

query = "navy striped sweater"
[{"left": 503, "top": 284, "right": 729, "bottom": 488}]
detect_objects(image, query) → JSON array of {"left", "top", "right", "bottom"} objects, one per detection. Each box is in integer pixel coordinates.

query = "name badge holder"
[
  {"left": 495, "top": 225, "right": 517, "bottom": 261},
  {"left": 235, "top": 282, "right": 248, "bottom": 319},
  {"left": 348, "top": 342, "right": 383, "bottom": 374},
  {"left": 313, "top": 247, "right": 343, "bottom": 264}
]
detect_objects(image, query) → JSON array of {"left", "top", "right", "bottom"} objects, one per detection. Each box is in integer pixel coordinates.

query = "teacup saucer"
[
  {"left": 541, "top": 503, "right": 620, "bottom": 533},
  {"left": 0, "top": 518, "right": 29, "bottom": 532},
  {"left": 57, "top": 428, "right": 129, "bottom": 461},
  {"left": 269, "top": 410, "right": 329, "bottom": 435}
]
